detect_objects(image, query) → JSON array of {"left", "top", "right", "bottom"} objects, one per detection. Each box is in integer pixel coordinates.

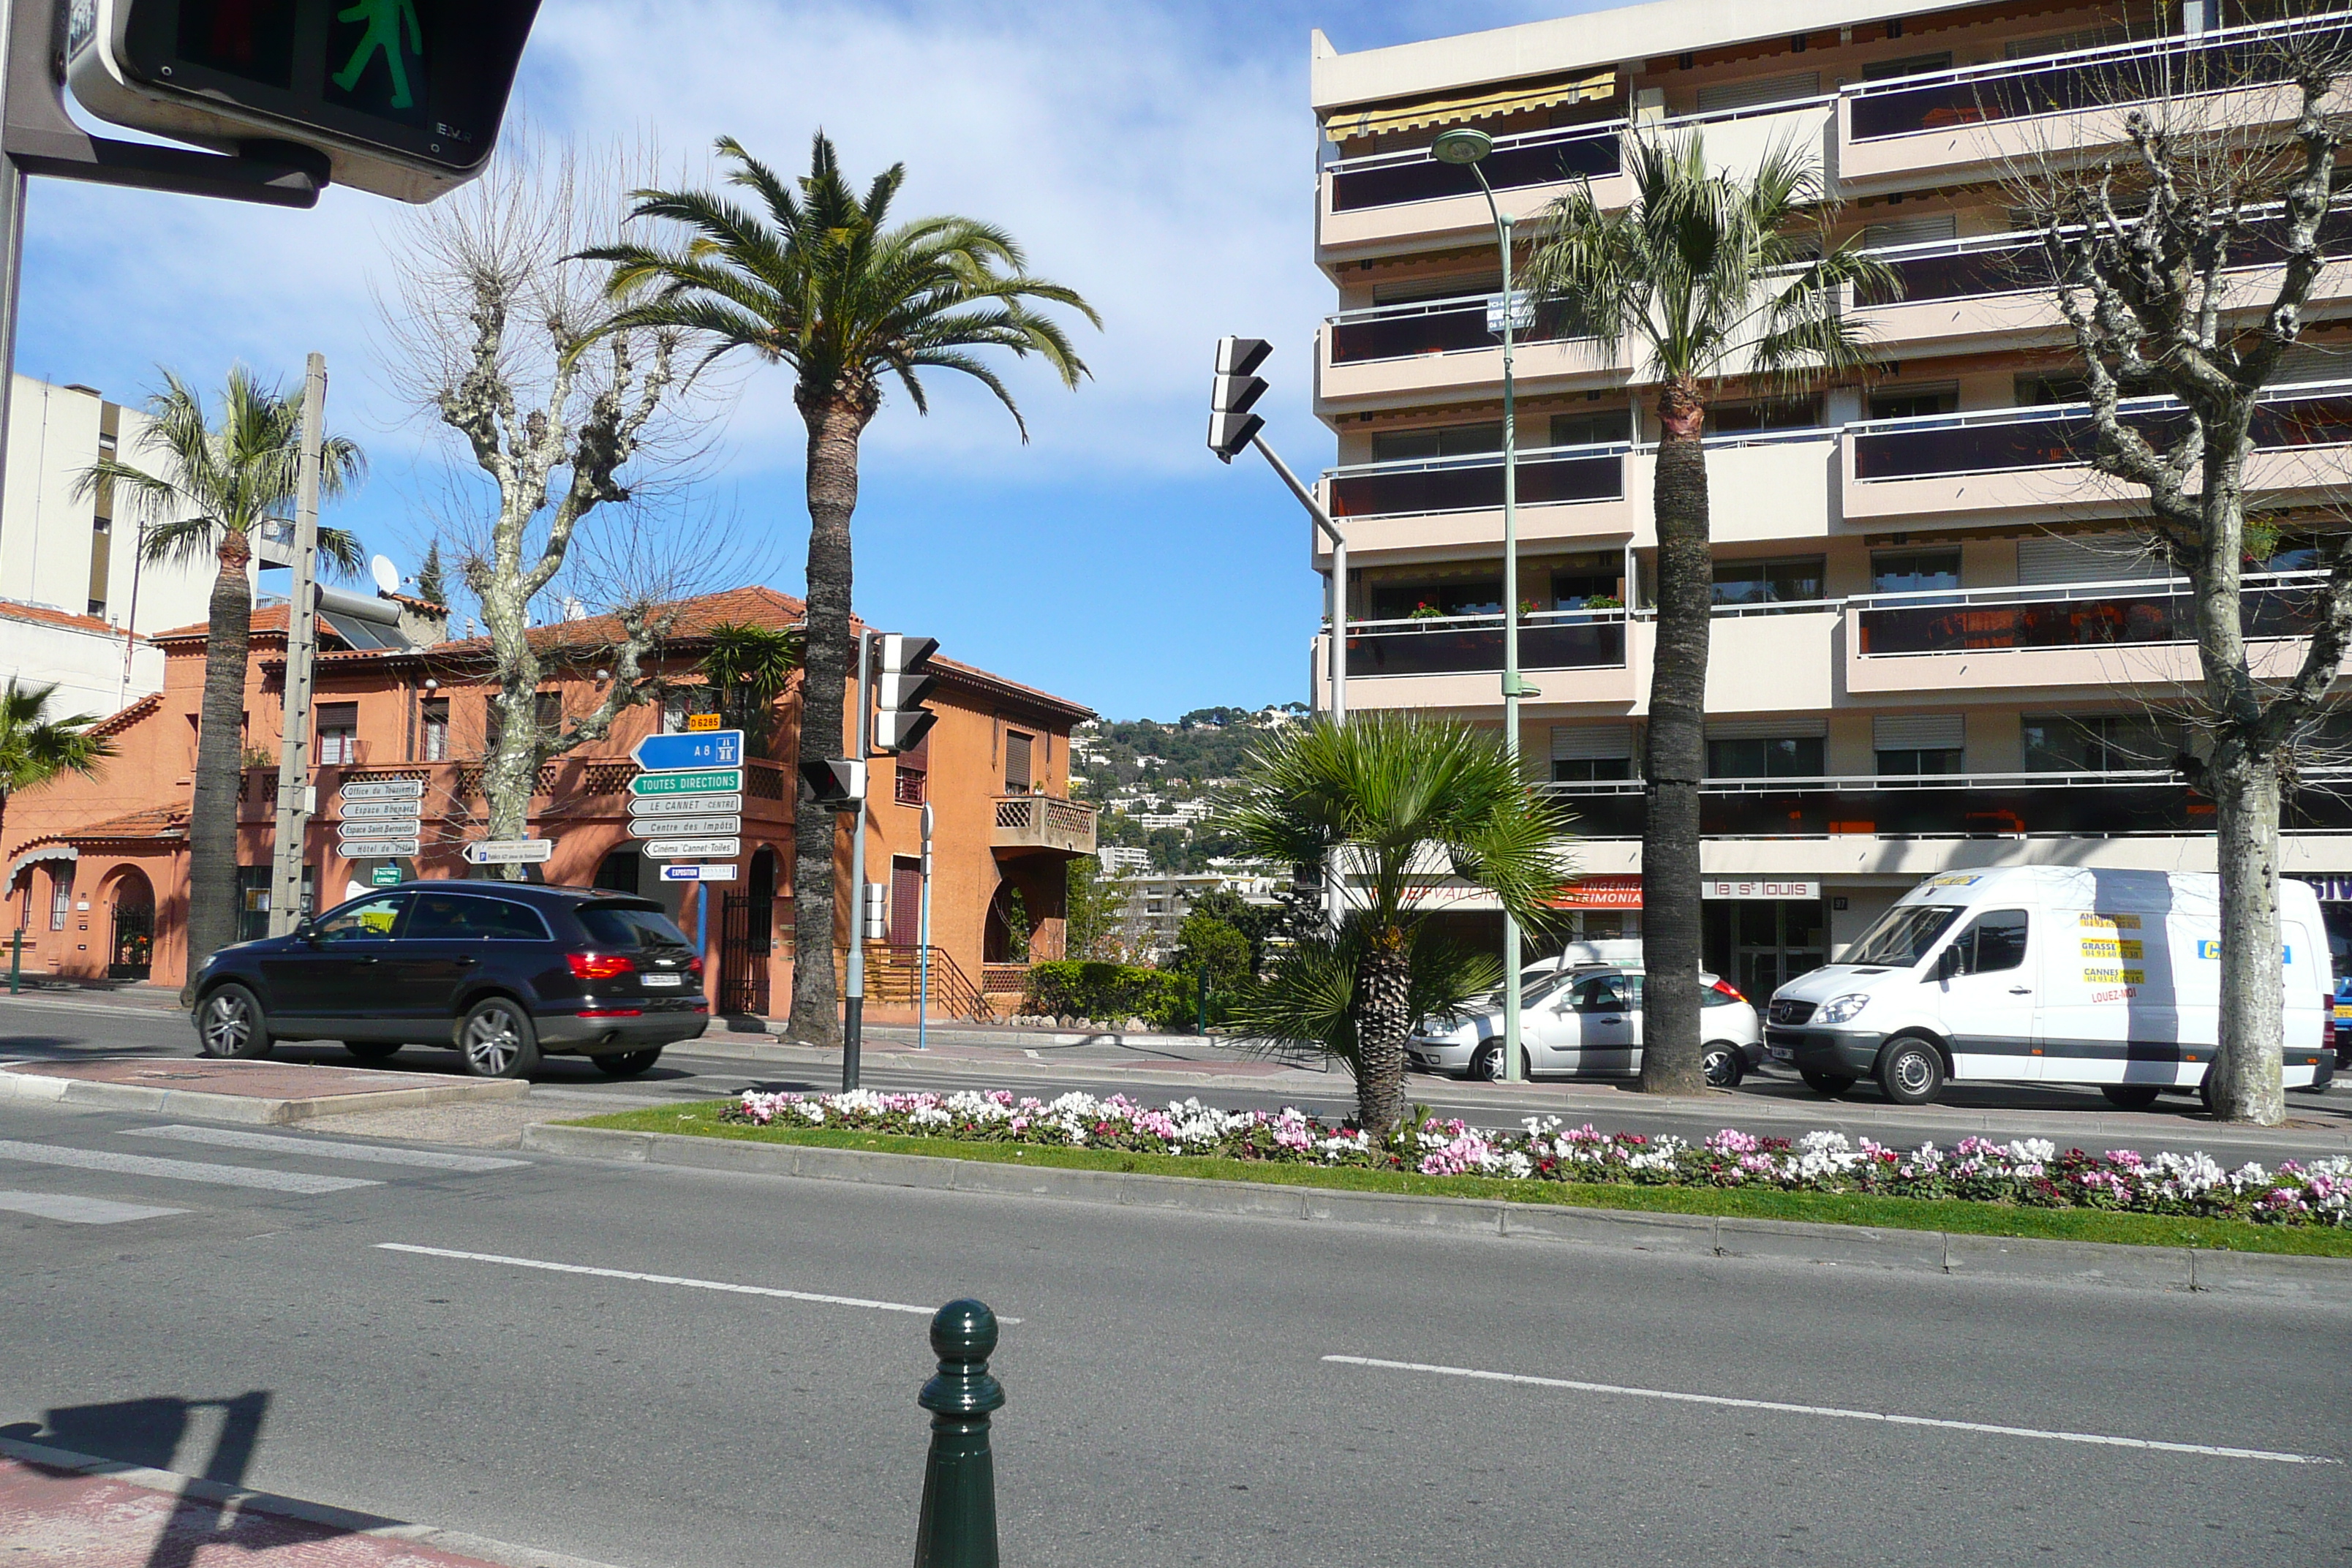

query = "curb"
[
  {"left": 516, "top": 1123, "right": 2352, "bottom": 1299},
  {"left": 0, "top": 1066, "right": 530, "bottom": 1125},
  {"left": 0, "top": 1433, "right": 632, "bottom": 1568}
]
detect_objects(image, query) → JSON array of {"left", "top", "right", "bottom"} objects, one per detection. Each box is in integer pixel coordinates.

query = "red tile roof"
[
  {"left": 92, "top": 692, "right": 162, "bottom": 737},
  {"left": 12, "top": 804, "right": 188, "bottom": 854},
  {"left": 0, "top": 599, "right": 141, "bottom": 638},
  {"left": 151, "top": 604, "right": 353, "bottom": 648}
]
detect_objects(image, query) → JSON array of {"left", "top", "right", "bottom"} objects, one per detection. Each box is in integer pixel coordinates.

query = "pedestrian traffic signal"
[
  {"left": 872, "top": 634, "right": 940, "bottom": 755},
  {"left": 799, "top": 758, "right": 867, "bottom": 811},
  {"left": 1206, "top": 336, "right": 1271, "bottom": 464},
  {"left": 66, "top": 0, "right": 540, "bottom": 202}
]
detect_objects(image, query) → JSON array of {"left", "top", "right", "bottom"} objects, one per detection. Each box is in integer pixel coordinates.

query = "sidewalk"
[{"left": 0, "top": 1437, "right": 623, "bottom": 1568}]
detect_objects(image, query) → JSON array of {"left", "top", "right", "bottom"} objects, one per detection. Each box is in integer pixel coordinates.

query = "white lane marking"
[
  {"left": 1323, "top": 1355, "right": 2339, "bottom": 1466},
  {"left": 0, "top": 1139, "right": 380, "bottom": 1194},
  {"left": 123, "top": 1125, "right": 527, "bottom": 1172},
  {"left": 0, "top": 1189, "right": 186, "bottom": 1224},
  {"left": 376, "top": 1243, "right": 1022, "bottom": 1323}
]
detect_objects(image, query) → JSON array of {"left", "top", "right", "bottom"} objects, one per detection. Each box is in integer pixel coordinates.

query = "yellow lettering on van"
[
  {"left": 2077, "top": 912, "right": 2143, "bottom": 930},
  {"left": 2078, "top": 938, "right": 2144, "bottom": 960},
  {"left": 2082, "top": 967, "right": 2146, "bottom": 985}
]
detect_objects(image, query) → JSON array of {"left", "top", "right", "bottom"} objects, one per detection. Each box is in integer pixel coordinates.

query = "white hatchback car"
[{"left": 1407, "top": 966, "right": 1764, "bottom": 1086}]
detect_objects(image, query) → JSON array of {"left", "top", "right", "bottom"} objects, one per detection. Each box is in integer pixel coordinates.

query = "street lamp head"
[{"left": 1431, "top": 127, "right": 1494, "bottom": 165}]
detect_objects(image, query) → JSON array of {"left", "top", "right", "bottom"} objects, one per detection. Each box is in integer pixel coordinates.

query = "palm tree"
[
  {"left": 582, "top": 133, "right": 1098, "bottom": 1047},
  {"left": 1523, "top": 132, "right": 1892, "bottom": 1094},
  {"left": 75, "top": 369, "right": 365, "bottom": 980},
  {"left": 694, "top": 621, "right": 799, "bottom": 755},
  {"left": 1218, "top": 713, "right": 1570, "bottom": 1133},
  {"left": 0, "top": 680, "right": 113, "bottom": 868}
]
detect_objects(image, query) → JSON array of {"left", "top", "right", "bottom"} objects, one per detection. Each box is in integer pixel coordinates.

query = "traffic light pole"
[
  {"left": 842, "top": 628, "right": 875, "bottom": 1092},
  {"left": 265, "top": 355, "right": 328, "bottom": 938},
  {"left": 917, "top": 802, "right": 935, "bottom": 1052}
]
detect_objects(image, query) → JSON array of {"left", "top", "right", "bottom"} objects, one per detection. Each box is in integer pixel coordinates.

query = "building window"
[
  {"left": 662, "top": 686, "right": 723, "bottom": 732},
  {"left": 49, "top": 871, "right": 70, "bottom": 930},
  {"left": 1707, "top": 736, "right": 1824, "bottom": 779},
  {"left": 894, "top": 733, "right": 928, "bottom": 806},
  {"left": 419, "top": 697, "right": 449, "bottom": 761},
  {"left": 1870, "top": 549, "right": 1961, "bottom": 595},
  {"left": 1548, "top": 409, "right": 1632, "bottom": 449},
  {"left": 1705, "top": 396, "right": 1820, "bottom": 434},
  {"left": 1004, "top": 731, "right": 1033, "bottom": 796},
  {"left": 484, "top": 691, "right": 563, "bottom": 753},
  {"left": 1877, "top": 747, "right": 1964, "bottom": 775},
  {"left": 1867, "top": 383, "right": 1960, "bottom": 421},
  {"left": 2023, "top": 715, "right": 2175, "bottom": 773},
  {"left": 1371, "top": 421, "right": 1503, "bottom": 462},
  {"left": 1551, "top": 551, "right": 1624, "bottom": 608},
  {"left": 1553, "top": 756, "right": 1634, "bottom": 783},
  {"left": 1711, "top": 557, "right": 1825, "bottom": 610},
  {"left": 1370, "top": 576, "right": 1502, "bottom": 619},
  {"left": 315, "top": 703, "right": 359, "bottom": 766}
]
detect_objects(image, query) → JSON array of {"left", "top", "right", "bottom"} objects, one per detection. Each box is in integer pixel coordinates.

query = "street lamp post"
[{"left": 1432, "top": 127, "right": 1532, "bottom": 1085}]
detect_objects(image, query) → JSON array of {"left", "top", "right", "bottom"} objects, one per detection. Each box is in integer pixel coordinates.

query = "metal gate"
[
  {"left": 108, "top": 902, "right": 154, "bottom": 981},
  {"left": 717, "top": 892, "right": 770, "bottom": 1016}
]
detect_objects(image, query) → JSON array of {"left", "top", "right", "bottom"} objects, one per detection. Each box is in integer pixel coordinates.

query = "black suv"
[{"left": 188, "top": 882, "right": 712, "bottom": 1078}]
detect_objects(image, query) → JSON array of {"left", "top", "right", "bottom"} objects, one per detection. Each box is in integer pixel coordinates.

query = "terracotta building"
[{"left": 1, "top": 585, "right": 1096, "bottom": 1020}]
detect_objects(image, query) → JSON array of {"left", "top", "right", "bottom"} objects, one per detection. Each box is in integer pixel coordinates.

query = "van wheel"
[
  {"left": 1798, "top": 1068, "right": 1855, "bottom": 1096},
  {"left": 1877, "top": 1036, "right": 1945, "bottom": 1106},
  {"left": 2100, "top": 1085, "right": 2161, "bottom": 1110},
  {"left": 1702, "top": 1043, "right": 1744, "bottom": 1088}
]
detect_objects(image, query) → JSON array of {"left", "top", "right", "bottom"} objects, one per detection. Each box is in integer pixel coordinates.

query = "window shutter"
[
  {"left": 1005, "top": 731, "right": 1033, "bottom": 793},
  {"left": 1695, "top": 70, "right": 1820, "bottom": 113},
  {"left": 1706, "top": 716, "right": 1827, "bottom": 740},
  {"left": 2016, "top": 533, "right": 2171, "bottom": 585},
  {"left": 1862, "top": 214, "right": 1957, "bottom": 249},
  {"left": 1873, "top": 713, "right": 1965, "bottom": 751},
  {"left": 1550, "top": 724, "right": 1634, "bottom": 761}
]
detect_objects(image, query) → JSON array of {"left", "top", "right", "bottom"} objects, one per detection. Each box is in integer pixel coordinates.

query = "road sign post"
[
  {"left": 641, "top": 837, "right": 740, "bottom": 861},
  {"left": 629, "top": 769, "right": 743, "bottom": 798}
]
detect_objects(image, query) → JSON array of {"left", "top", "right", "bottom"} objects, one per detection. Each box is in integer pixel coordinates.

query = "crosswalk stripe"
[
  {"left": 123, "top": 1125, "right": 527, "bottom": 1172},
  {"left": 0, "top": 1139, "right": 380, "bottom": 1194},
  {"left": 0, "top": 1190, "right": 186, "bottom": 1224}
]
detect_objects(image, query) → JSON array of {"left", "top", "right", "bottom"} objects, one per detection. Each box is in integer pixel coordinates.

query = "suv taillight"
[
  {"left": 567, "top": 953, "right": 636, "bottom": 980},
  {"left": 687, "top": 955, "right": 704, "bottom": 980}
]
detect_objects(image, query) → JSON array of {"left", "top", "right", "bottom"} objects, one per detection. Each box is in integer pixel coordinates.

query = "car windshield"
[
  {"left": 578, "top": 902, "right": 692, "bottom": 950},
  {"left": 1844, "top": 904, "right": 1961, "bottom": 968}
]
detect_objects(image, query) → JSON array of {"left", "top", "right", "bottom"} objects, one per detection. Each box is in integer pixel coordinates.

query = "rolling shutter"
[
  {"left": 2016, "top": 533, "right": 2171, "bottom": 585},
  {"left": 1873, "top": 713, "right": 1965, "bottom": 750},
  {"left": 1551, "top": 724, "right": 1635, "bottom": 761},
  {"left": 1696, "top": 71, "right": 1820, "bottom": 113},
  {"left": 1863, "top": 214, "right": 1958, "bottom": 249},
  {"left": 1707, "top": 716, "right": 1827, "bottom": 740}
]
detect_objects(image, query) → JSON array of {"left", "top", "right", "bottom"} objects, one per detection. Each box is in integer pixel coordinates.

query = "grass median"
[{"left": 565, "top": 1099, "right": 2352, "bottom": 1259}]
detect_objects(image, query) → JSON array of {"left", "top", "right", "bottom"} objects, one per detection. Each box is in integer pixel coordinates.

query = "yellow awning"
[{"left": 1323, "top": 69, "right": 1618, "bottom": 143}]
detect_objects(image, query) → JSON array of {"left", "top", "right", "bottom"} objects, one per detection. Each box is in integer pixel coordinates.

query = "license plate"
[
  {"left": 642, "top": 972, "right": 683, "bottom": 988},
  {"left": 1768, "top": 1046, "right": 1793, "bottom": 1061}
]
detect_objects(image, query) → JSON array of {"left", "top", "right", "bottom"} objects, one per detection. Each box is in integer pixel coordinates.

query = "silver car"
[{"left": 1407, "top": 966, "right": 1765, "bottom": 1087}]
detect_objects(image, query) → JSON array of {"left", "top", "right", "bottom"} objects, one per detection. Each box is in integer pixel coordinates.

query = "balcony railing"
[
  {"left": 1346, "top": 608, "right": 1628, "bottom": 677},
  {"left": 1328, "top": 124, "right": 1618, "bottom": 213},
  {"left": 1328, "top": 293, "right": 1588, "bottom": 364},
  {"left": 1849, "top": 382, "right": 2352, "bottom": 482},
  {"left": 1844, "top": 13, "right": 2350, "bottom": 143},
  {"left": 1542, "top": 769, "right": 2352, "bottom": 839},
  {"left": 1854, "top": 573, "right": 2324, "bottom": 657},
  {"left": 993, "top": 794, "right": 1098, "bottom": 856},
  {"left": 1327, "top": 442, "right": 1627, "bottom": 519}
]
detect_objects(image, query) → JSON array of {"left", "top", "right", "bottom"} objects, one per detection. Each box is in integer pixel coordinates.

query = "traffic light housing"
[
  {"left": 872, "top": 633, "right": 939, "bottom": 755},
  {"left": 799, "top": 758, "right": 867, "bottom": 812},
  {"left": 66, "top": 0, "right": 540, "bottom": 202},
  {"left": 1206, "top": 336, "right": 1270, "bottom": 464}
]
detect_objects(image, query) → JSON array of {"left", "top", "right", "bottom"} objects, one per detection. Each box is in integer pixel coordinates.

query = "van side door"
[{"left": 1934, "top": 908, "right": 2038, "bottom": 1082}]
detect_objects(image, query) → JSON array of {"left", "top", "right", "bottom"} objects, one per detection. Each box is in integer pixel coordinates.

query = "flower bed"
[{"left": 723, "top": 1089, "right": 2352, "bottom": 1229}]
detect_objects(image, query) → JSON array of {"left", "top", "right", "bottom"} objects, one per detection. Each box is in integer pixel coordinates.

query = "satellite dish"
[{"left": 370, "top": 555, "right": 401, "bottom": 596}]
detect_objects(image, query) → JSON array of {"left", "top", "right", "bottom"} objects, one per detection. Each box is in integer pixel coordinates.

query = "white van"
[{"left": 1763, "top": 867, "right": 2337, "bottom": 1107}]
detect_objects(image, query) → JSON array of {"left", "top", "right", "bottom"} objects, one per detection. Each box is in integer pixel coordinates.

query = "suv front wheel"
[
  {"left": 457, "top": 997, "right": 541, "bottom": 1079},
  {"left": 196, "top": 983, "right": 273, "bottom": 1060}
]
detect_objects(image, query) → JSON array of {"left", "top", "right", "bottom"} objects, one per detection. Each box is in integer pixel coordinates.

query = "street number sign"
[
  {"left": 632, "top": 730, "right": 743, "bottom": 772},
  {"left": 643, "top": 837, "right": 740, "bottom": 860},
  {"left": 660, "top": 864, "right": 739, "bottom": 882},
  {"left": 627, "top": 793, "right": 742, "bottom": 817},
  {"left": 629, "top": 768, "right": 742, "bottom": 797},
  {"left": 339, "top": 778, "right": 424, "bottom": 802},
  {"left": 463, "top": 838, "right": 554, "bottom": 864},
  {"left": 626, "top": 815, "right": 739, "bottom": 840},
  {"left": 340, "top": 837, "right": 421, "bottom": 858},
  {"left": 339, "top": 799, "right": 423, "bottom": 821}
]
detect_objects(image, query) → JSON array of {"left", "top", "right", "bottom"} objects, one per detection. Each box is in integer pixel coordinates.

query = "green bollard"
[
  {"left": 7, "top": 929, "right": 20, "bottom": 995},
  {"left": 913, "top": 1298, "right": 1003, "bottom": 1568}
]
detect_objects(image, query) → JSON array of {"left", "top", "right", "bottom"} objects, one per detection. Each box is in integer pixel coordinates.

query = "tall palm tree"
[
  {"left": 1219, "top": 713, "right": 1570, "bottom": 1132},
  {"left": 1523, "top": 132, "right": 1892, "bottom": 1094},
  {"left": 582, "top": 132, "right": 1098, "bottom": 1047},
  {"left": 0, "top": 680, "right": 113, "bottom": 870},
  {"left": 76, "top": 369, "right": 365, "bottom": 981}
]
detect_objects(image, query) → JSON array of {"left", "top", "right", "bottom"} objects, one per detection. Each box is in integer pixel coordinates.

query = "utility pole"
[
  {"left": 266, "top": 353, "right": 327, "bottom": 937},
  {"left": 842, "top": 627, "right": 875, "bottom": 1091}
]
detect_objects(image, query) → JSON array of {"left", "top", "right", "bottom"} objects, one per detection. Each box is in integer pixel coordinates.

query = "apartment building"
[{"left": 1306, "top": 0, "right": 2352, "bottom": 998}]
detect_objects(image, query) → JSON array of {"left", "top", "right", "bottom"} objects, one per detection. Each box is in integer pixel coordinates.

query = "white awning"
[
  {"left": 4, "top": 844, "right": 75, "bottom": 888},
  {"left": 1323, "top": 68, "right": 1618, "bottom": 142}
]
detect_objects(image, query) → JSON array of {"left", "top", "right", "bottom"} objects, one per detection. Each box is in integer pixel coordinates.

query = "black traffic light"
[
  {"left": 873, "top": 633, "right": 940, "bottom": 755},
  {"left": 1206, "top": 336, "right": 1270, "bottom": 464},
  {"left": 799, "top": 758, "right": 867, "bottom": 812},
  {"left": 67, "top": 0, "right": 540, "bottom": 201}
]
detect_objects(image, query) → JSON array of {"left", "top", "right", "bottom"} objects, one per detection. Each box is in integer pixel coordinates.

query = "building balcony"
[
  {"left": 1838, "top": 383, "right": 2352, "bottom": 528},
  {"left": 1833, "top": 15, "right": 2346, "bottom": 195},
  {"left": 1316, "top": 298, "right": 1626, "bottom": 413},
  {"left": 992, "top": 793, "right": 1098, "bottom": 858},
  {"left": 1844, "top": 574, "right": 2339, "bottom": 696}
]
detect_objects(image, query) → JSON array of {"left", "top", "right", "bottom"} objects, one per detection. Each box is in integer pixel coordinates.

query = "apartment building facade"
[{"left": 1307, "top": 0, "right": 2352, "bottom": 998}]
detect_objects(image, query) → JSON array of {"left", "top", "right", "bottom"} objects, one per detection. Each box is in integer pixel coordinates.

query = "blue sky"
[{"left": 16, "top": 0, "right": 1602, "bottom": 720}]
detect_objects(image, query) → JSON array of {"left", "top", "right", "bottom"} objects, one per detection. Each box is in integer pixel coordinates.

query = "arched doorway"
[
  {"left": 105, "top": 868, "right": 155, "bottom": 981},
  {"left": 717, "top": 846, "right": 780, "bottom": 1017}
]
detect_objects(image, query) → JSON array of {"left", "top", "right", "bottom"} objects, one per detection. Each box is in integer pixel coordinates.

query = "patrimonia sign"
[
  {"left": 627, "top": 792, "right": 743, "bottom": 817},
  {"left": 627, "top": 815, "right": 740, "bottom": 840},
  {"left": 642, "top": 837, "right": 740, "bottom": 860},
  {"left": 661, "top": 864, "right": 739, "bottom": 882},
  {"left": 629, "top": 768, "right": 742, "bottom": 797},
  {"left": 339, "top": 799, "right": 424, "bottom": 821},
  {"left": 339, "top": 778, "right": 424, "bottom": 803},
  {"left": 631, "top": 730, "right": 744, "bottom": 772},
  {"left": 340, "top": 837, "right": 421, "bottom": 858},
  {"left": 463, "top": 838, "right": 554, "bottom": 865}
]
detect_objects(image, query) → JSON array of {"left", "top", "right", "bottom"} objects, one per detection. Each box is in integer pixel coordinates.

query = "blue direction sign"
[{"left": 633, "top": 729, "right": 744, "bottom": 772}]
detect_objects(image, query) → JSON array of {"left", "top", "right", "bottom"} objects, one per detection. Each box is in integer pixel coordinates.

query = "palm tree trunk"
[
  {"left": 183, "top": 531, "right": 253, "bottom": 995},
  {"left": 1356, "top": 923, "right": 1411, "bottom": 1134},
  {"left": 787, "top": 393, "right": 872, "bottom": 1047},
  {"left": 1639, "top": 380, "right": 1711, "bottom": 1094}
]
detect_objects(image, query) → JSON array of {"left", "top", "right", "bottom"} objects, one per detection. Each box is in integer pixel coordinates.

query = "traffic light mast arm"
[{"left": 1246, "top": 432, "right": 1346, "bottom": 554}]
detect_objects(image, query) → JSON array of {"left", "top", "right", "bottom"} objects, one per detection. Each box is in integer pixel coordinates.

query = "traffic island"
[{"left": 0, "top": 1057, "right": 529, "bottom": 1124}]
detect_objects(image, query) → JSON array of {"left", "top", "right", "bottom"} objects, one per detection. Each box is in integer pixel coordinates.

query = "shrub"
[{"left": 1024, "top": 961, "right": 1189, "bottom": 1028}]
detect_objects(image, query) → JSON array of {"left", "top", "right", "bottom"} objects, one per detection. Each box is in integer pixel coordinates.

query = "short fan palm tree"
[
  {"left": 0, "top": 679, "right": 113, "bottom": 863},
  {"left": 582, "top": 132, "right": 1099, "bottom": 1047},
  {"left": 1523, "top": 132, "right": 1893, "bottom": 1094},
  {"left": 694, "top": 621, "right": 799, "bottom": 754},
  {"left": 75, "top": 368, "right": 365, "bottom": 978},
  {"left": 1219, "top": 714, "right": 1571, "bottom": 1133}
]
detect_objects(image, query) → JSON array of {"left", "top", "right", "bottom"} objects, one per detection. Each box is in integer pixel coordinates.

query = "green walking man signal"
[{"left": 333, "top": 0, "right": 425, "bottom": 110}]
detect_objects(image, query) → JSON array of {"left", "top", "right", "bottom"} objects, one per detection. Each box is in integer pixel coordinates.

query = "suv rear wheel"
[
  {"left": 196, "top": 984, "right": 272, "bottom": 1060},
  {"left": 457, "top": 998, "right": 540, "bottom": 1079}
]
